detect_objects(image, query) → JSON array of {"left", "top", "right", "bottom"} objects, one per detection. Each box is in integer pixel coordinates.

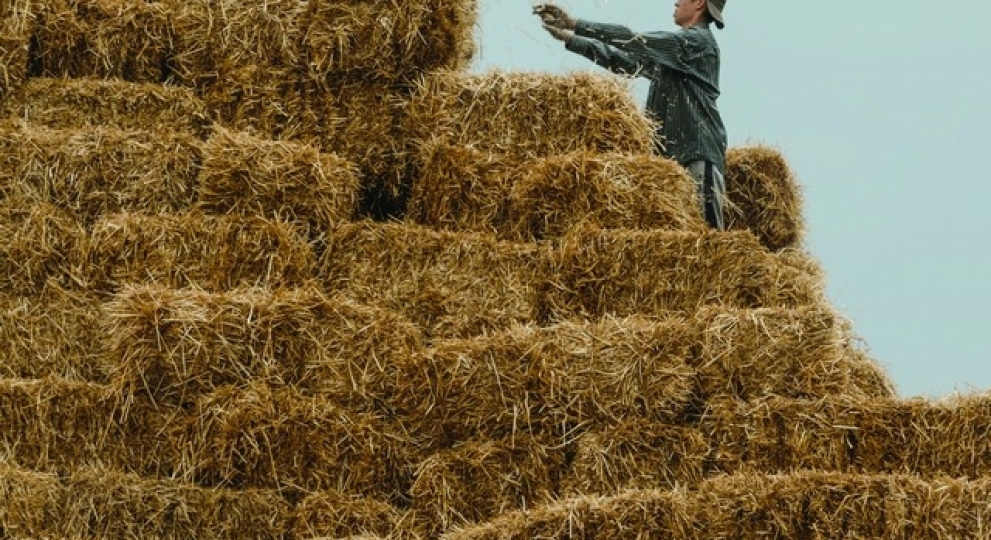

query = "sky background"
[{"left": 470, "top": 0, "right": 991, "bottom": 397}]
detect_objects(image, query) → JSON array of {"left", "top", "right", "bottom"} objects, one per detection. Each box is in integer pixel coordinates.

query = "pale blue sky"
[{"left": 471, "top": 0, "right": 991, "bottom": 397}]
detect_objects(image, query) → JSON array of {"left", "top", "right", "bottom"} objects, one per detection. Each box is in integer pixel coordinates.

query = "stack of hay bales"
[{"left": 2, "top": 0, "right": 989, "bottom": 539}]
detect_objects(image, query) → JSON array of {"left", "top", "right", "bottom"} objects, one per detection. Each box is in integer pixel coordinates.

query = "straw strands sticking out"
[
  {"left": 545, "top": 228, "right": 822, "bottom": 320},
  {"left": 104, "top": 285, "right": 424, "bottom": 407},
  {"left": 0, "top": 201, "right": 86, "bottom": 295},
  {"left": 0, "top": 122, "right": 202, "bottom": 224},
  {"left": 0, "top": 284, "right": 105, "bottom": 381},
  {"left": 725, "top": 145, "right": 805, "bottom": 251},
  {"left": 175, "top": 383, "right": 417, "bottom": 499},
  {"left": 561, "top": 420, "right": 709, "bottom": 496},
  {"left": 0, "top": 462, "right": 62, "bottom": 538},
  {"left": 319, "top": 221, "right": 548, "bottom": 340},
  {"left": 407, "top": 71, "right": 656, "bottom": 158},
  {"left": 197, "top": 127, "right": 360, "bottom": 234},
  {"left": 84, "top": 212, "right": 315, "bottom": 295},
  {"left": 0, "top": 17, "right": 30, "bottom": 100},
  {"left": 701, "top": 394, "right": 991, "bottom": 478},
  {"left": 442, "top": 472, "right": 991, "bottom": 540},
  {"left": 409, "top": 147, "right": 705, "bottom": 239},
  {"left": 389, "top": 319, "right": 695, "bottom": 448},
  {"left": 2, "top": 77, "right": 212, "bottom": 136},
  {"left": 410, "top": 436, "right": 564, "bottom": 537},
  {"left": 294, "top": 490, "right": 406, "bottom": 540},
  {"left": 30, "top": 0, "right": 172, "bottom": 82}
]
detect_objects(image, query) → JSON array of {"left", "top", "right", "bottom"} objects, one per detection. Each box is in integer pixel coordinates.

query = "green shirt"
[{"left": 566, "top": 20, "right": 727, "bottom": 172}]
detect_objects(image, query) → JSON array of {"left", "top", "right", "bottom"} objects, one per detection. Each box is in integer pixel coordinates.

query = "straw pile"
[
  {"left": 409, "top": 147, "right": 704, "bottom": 239},
  {"left": 701, "top": 394, "right": 991, "bottom": 478},
  {"left": 725, "top": 146, "right": 805, "bottom": 251},
  {"left": 319, "top": 222, "right": 548, "bottom": 339},
  {"left": 389, "top": 320, "right": 695, "bottom": 447},
  {"left": 197, "top": 127, "right": 360, "bottom": 234},
  {"left": 174, "top": 383, "right": 416, "bottom": 499},
  {"left": 300, "top": 0, "right": 477, "bottom": 83},
  {"left": 104, "top": 285, "right": 424, "bottom": 407},
  {"left": 407, "top": 72, "right": 656, "bottom": 157},
  {"left": 1, "top": 77, "right": 212, "bottom": 136},
  {"left": 0, "top": 15, "right": 29, "bottom": 101},
  {"left": 0, "top": 284, "right": 104, "bottom": 381},
  {"left": 561, "top": 420, "right": 709, "bottom": 496},
  {"left": 294, "top": 490, "right": 405, "bottom": 539},
  {"left": 29, "top": 0, "right": 172, "bottom": 82},
  {"left": 410, "top": 436, "right": 564, "bottom": 537},
  {"left": 0, "top": 462, "right": 62, "bottom": 538},
  {"left": 444, "top": 472, "right": 991, "bottom": 540},
  {"left": 84, "top": 212, "right": 315, "bottom": 294},
  {"left": 545, "top": 228, "right": 822, "bottom": 320},
  {"left": 0, "top": 122, "right": 202, "bottom": 224},
  {"left": 0, "top": 201, "right": 86, "bottom": 295}
]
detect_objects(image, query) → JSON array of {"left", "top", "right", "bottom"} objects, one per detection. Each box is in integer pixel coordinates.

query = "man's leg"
[{"left": 685, "top": 160, "right": 726, "bottom": 230}]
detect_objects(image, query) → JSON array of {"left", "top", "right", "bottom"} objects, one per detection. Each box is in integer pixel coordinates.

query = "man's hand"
[
  {"left": 533, "top": 3, "right": 576, "bottom": 30},
  {"left": 542, "top": 23, "right": 574, "bottom": 43}
]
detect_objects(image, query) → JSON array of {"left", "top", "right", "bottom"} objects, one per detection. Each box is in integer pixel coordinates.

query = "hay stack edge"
[{"left": 0, "top": 1, "right": 987, "bottom": 538}]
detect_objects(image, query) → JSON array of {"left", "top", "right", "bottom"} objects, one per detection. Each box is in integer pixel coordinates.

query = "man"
[{"left": 534, "top": 1, "right": 728, "bottom": 230}]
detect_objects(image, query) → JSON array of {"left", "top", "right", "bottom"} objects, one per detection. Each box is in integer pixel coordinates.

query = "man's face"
[{"left": 673, "top": 0, "right": 703, "bottom": 27}]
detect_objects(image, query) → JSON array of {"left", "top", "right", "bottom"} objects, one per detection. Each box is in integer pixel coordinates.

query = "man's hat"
[{"left": 707, "top": 0, "right": 726, "bottom": 29}]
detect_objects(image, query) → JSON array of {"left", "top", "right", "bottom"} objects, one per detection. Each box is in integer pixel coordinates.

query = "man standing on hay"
[{"left": 535, "top": 0, "right": 728, "bottom": 230}]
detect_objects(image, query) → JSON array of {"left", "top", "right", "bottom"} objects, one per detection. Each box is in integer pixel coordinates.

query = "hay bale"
[
  {"left": 408, "top": 147, "right": 705, "bottom": 239},
  {"left": 407, "top": 71, "right": 656, "bottom": 158},
  {"left": 0, "top": 284, "right": 105, "bottom": 381},
  {"left": 300, "top": 0, "right": 476, "bottom": 83},
  {"left": 197, "top": 127, "right": 360, "bottom": 233},
  {"left": 57, "top": 466, "right": 292, "bottom": 540},
  {"left": 177, "top": 383, "right": 416, "bottom": 500},
  {"left": 692, "top": 306, "right": 852, "bottom": 401},
  {"left": 410, "top": 436, "right": 564, "bottom": 537},
  {"left": 0, "top": 122, "right": 202, "bottom": 224},
  {"left": 725, "top": 145, "right": 805, "bottom": 251},
  {"left": 0, "top": 201, "right": 86, "bottom": 295},
  {"left": 390, "top": 318, "right": 695, "bottom": 447},
  {"left": 0, "top": 462, "right": 63, "bottom": 538},
  {"left": 2, "top": 77, "right": 211, "bottom": 136},
  {"left": 319, "top": 222, "right": 547, "bottom": 339},
  {"left": 105, "top": 285, "right": 424, "bottom": 407},
  {"left": 545, "top": 228, "right": 821, "bottom": 320},
  {"left": 0, "top": 17, "right": 30, "bottom": 101},
  {"left": 561, "top": 420, "right": 708, "bottom": 496},
  {"left": 30, "top": 0, "right": 172, "bottom": 82},
  {"left": 166, "top": 0, "right": 306, "bottom": 87},
  {"left": 294, "top": 490, "right": 405, "bottom": 539},
  {"left": 84, "top": 212, "right": 315, "bottom": 294}
]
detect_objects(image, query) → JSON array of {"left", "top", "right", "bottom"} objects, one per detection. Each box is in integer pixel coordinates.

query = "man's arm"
[
  {"left": 574, "top": 20, "right": 700, "bottom": 75},
  {"left": 565, "top": 33, "right": 644, "bottom": 76}
]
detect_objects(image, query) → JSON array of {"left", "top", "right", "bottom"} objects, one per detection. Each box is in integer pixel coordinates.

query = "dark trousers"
[{"left": 685, "top": 160, "right": 726, "bottom": 230}]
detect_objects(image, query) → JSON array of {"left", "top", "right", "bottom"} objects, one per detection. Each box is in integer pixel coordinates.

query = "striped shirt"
[{"left": 566, "top": 20, "right": 727, "bottom": 172}]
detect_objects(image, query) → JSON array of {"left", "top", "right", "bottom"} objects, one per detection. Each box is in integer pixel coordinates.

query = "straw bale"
[
  {"left": 84, "top": 212, "right": 315, "bottom": 294},
  {"left": 0, "top": 284, "right": 105, "bottom": 381},
  {"left": 562, "top": 420, "right": 708, "bottom": 496},
  {"left": 177, "top": 383, "right": 416, "bottom": 499},
  {"left": 300, "top": 0, "right": 476, "bottom": 83},
  {"left": 57, "top": 466, "right": 292, "bottom": 540},
  {"left": 2, "top": 77, "right": 211, "bottom": 135},
  {"left": 30, "top": 0, "right": 172, "bottom": 82},
  {"left": 508, "top": 151, "right": 706, "bottom": 240},
  {"left": 391, "top": 318, "right": 695, "bottom": 448},
  {"left": 319, "top": 222, "right": 547, "bottom": 339},
  {"left": 166, "top": 0, "right": 306, "bottom": 87},
  {"left": 197, "top": 127, "right": 360, "bottom": 233},
  {"left": 0, "top": 18, "right": 30, "bottom": 101},
  {"left": 545, "top": 228, "right": 820, "bottom": 320},
  {"left": 835, "top": 317, "right": 897, "bottom": 399},
  {"left": 692, "top": 306, "right": 851, "bottom": 401},
  {"left": 294, "top": 490, "right": 404, "bottom": 539},
  {"left": 410, "top": 436, "right": 564, "bottom": 537},
  {"left": 105, "top": 285, "right": 424, "bottom": 407},
  {"left": 0, "top": 123, "right": 202, "bottom": 224},
  {"left": 725, "top": 145, "right": 805, "bottom": 251},
  {"left": 407, "top": 72, "right": 656, "bottom": 158},
  {"left": 444, "top": 473, "right": 991, "bottom": 540},
  {"left": 0, "top": 200, "right": 85, "bottom": 295},
  {"left": 0, "top": 462, "right": 62, "bottom": 538}
]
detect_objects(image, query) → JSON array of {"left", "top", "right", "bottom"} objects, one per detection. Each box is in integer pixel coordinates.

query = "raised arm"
[
  {"left": 565, "top": 34, "right": 645, "bottom": 76},
  {"left": 573, "top": 20, "right": 705, "bottom": 76}
]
